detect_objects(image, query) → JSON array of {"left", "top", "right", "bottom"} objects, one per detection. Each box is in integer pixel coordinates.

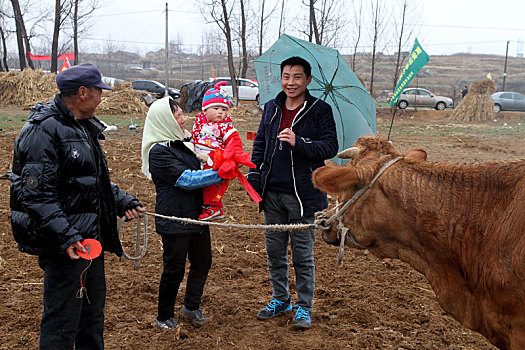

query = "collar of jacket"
[
  {"left": 55, "top": 93, "right": 106, "bottom": 139},
  {"left": 274, "top": 88, "right": 316, "bottom": 109}
]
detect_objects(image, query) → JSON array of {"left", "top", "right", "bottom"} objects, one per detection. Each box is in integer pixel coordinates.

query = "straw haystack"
[
  {"left": 96, "top": 82, "right": 149, "bottom": 115},
  {"left": 229, "top": 104, "right": 262, "bottom": 118},
  {"left": 450, "top": 79, "right": 495, "bottom": 121},
  {"left": 0, "top": 70, "right": 149, "bottom": 115},
  {"left": 0, "top": 69, "right": 57, "bottom": 108}
]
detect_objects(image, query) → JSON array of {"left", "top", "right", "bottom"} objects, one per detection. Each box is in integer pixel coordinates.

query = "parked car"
[
  {"left": 131, "top": 80, "right": 180, "bottom": 99},
  {"left": 102, "top": 76, "right": 125, "bottom": 87},
  {"left": 492, "top": 91, "right": 525, "bottom": 113},
  {"left": 390, "top": 88, "right": 454, "bottom": 110},
  {"left": 210, "top": 77, "right": 259, "bottom": 103}
]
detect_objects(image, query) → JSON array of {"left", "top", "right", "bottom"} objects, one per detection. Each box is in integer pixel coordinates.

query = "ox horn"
[{"left": 337, "top": 147, "right": 360, "bottom": 159}]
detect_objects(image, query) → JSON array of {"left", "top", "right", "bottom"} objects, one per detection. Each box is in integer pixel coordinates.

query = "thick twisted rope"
[
  {"left": 117, "top": 211, "right": 317, "bottom": 263},
  {"left": 144, "top": 211, "right": 316, "bottom": 231},
  {"left": 118, "top": 215, "right": 148, "bottom": 261},
  {"left": 118, "top": 157, "right": 402, "bottom": 264}
]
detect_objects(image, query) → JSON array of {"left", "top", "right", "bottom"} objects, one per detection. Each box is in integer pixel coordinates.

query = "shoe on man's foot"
[
  {"left": 156, "top": 318, "right": 178, "bottom": 329},
  {"left": 256, "top": 298, "right": 292, "bottom": 320},
  {"left": 182, "top": 305, "right": 208, "bottom": 327},
  {"left": 198, "top": 206, "right": 225, "bottom": 221},
  {"left": 293, "top": 306, "right": 312, "bottom": 329},
  {"left": 156, "top": 318, "right": 189, "bottom": 338}
]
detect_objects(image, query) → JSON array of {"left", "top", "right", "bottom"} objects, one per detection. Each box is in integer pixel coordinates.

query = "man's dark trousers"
[{"left": 38, "top": 253, "right": 106, "bottom": 350}]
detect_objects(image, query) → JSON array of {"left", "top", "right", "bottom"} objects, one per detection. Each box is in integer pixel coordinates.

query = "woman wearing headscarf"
[{"left": 141, "top": 97, "right": 223, "bottom": 331}]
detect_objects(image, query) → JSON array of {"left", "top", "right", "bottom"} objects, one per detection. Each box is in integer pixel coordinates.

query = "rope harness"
[{"left": 117, "top": 157, "right": 403, "bottom": 264}]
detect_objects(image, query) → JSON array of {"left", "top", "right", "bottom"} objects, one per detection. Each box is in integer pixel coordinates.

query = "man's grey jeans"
[{"left": 263, "top": 190, "right": 315, "bottom": 311}]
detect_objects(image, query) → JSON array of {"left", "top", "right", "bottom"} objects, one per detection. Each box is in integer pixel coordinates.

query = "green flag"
[{"left": 389, "top": 39, "right": 430, "bottom": 106}]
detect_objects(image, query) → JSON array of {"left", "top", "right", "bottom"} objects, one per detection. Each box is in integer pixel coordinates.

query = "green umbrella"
[{"left": 254, "top": 34, "right": 376, "bottom": 165}]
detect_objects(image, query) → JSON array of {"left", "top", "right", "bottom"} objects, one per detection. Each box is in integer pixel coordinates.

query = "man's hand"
[
  {"left": 125, "top": 206, "right": 145, "bottom": 220},
  {"left": 278, "top": 128, "right": 296, "bottom": 147},
  {"left": 66, "top": 241, "right": 86, "bottom": 260}
]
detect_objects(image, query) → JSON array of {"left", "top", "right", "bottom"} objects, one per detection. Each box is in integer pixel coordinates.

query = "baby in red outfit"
[{"left": 191, "top": 81, "right": 244, "bottom": 221}]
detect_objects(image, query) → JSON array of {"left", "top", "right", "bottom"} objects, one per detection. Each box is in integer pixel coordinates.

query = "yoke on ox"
[{"left": 312, "top": 135, "right": 525, "bottom": 350}]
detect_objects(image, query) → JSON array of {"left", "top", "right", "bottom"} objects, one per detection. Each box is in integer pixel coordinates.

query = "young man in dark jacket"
[
  {"left": 10, "top": 63, "right": 144, "bottom": 349},
  {"left": 247, "top": 56, "right": 338, "bottom": 328}
]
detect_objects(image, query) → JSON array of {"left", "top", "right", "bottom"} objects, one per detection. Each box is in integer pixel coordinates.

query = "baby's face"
[{"left": 205, "top": 106, "right": 229, "bottom": 123}]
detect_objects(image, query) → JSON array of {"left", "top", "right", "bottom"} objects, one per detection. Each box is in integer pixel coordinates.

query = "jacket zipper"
[
  {"left": 289, "top": 101, "right": 308, "bottom": 217},
  {"left": 79, "top": 122, "right": 103, "bottom": 237}
]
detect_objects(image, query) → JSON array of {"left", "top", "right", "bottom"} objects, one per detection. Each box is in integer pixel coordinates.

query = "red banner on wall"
[{"left": 26, "top": 52, "right": 76, "bottom": 61}]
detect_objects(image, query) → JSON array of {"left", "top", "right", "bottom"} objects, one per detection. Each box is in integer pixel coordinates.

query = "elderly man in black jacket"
[
  {"left": 248, "top": 57, "right": 338, "bottom": 329},
  {"left": 10, "top": 63, "right": 144, "bottom": 349}
]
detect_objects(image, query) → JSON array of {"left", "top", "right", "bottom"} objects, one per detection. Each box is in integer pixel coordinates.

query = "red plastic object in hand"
[{"left": 76, "top": 239, "right": 102, "bottom": 260}]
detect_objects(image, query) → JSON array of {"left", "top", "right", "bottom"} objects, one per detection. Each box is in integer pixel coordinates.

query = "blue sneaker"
[
  {"left": 293, "top": 306, "right": 311, "bottom": 329},
  {"left": 256, "top": 298, "right": 292, "bottom": 319}
]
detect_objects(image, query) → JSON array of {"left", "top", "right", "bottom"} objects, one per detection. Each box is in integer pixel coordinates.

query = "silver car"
[
  {"left": 394, "top": 88, "right": 454, "bottom": 110},
  {"left": 492, "top": 92, "right": 525, "bottom": 113},
  {"left": 210, "top": 77, "right": 259, "bottom": 103}
]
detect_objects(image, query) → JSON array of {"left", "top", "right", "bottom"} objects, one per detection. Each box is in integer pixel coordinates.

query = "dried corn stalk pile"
[
  {"left": 0, "top": 69, "right": 57, "bottom": 108},
  {"left": 229, "top": 104, "right": 262, "bottom": 118},
  {"left": 0, "top": 71, "right": 149, "bottom": 115},
  {"left": 96, "top": 82, "right": 149, "bottom": 115},
  {"left": 450, "top": 79, "right": 495, "bottom": 121}
]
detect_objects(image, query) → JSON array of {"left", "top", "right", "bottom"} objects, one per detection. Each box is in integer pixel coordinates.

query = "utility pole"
[
  {"left": 165, "top": 2, "right": 169, "bottom": 97},
  {"left": 502, "top": 40, "right": 509, "bottom": 91}
]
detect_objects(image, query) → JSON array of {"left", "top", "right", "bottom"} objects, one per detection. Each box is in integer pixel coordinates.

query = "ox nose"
[{"left": 321, "top": 228, "right": 340, "bottom": 246}]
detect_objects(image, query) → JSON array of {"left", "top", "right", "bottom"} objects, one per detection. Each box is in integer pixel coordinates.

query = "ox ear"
[
  {"left": 312, "top": 165, "right": 361, "bottom": 194},
  {"left": 405, "top": 148, "right": 427, "bottom": 161},
  {"left": 337, "top": 147, "right": 360, "bottom": 159}
]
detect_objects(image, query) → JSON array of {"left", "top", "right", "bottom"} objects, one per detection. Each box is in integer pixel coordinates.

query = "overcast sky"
[{"left": 50, "top": 0, "right": 525, "bottom": 58}]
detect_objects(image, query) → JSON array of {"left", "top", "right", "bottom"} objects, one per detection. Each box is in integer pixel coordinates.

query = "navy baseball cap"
[{"left": 56, "top": 63, "right": 112, "bottom": 93}]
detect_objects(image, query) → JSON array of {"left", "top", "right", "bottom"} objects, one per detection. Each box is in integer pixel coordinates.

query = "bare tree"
[
  {"left": 200, "top": 29, "right": 225, "bottom": 56},
  {"left": 72, "top": 0, "right": 98, "bottom": 65},
  {"left": 201, "top": 0, "right": 239, "bottom": 104},
  {"left": 51, "top": 0, "right": 61, "bottom": 72},
  {"left": 239, "top": 0, "right": 247, "bottom": 77},
  {"left": 278, "top": 0, "right": 285, "bottom": 37},
  {"left": 5, "top": 1, "right": 51, "bottom": 70},
  {"left": 19, "top": 4, "right": 34, "bottom": 68},
  {"left": 0, "top": 2, "right": 8, "bottom": 71},
  {"left": 302, "top": 0, "right": 347, "bottom": 47},
  {"left": 349, "top": 0, "right": 363, "bottom": 72},
  {"left": 73, "top": 0, "right": 78, "bottom": 64},
  {"left": 0, "top": 24, "right": 7, "bottom": 71},
  {"left": 257, "top": 0, "right": 278, "bottom": 56},
  {"left": 10, "top": 0, "right": 31, "bottom": 69},
  {"left": 51, "top": 0, "right": 73, "bottom": 73},
  {"left": 390, "top": 0, "right": 420, "bottom": 93},
  {"left": 368, "top": 0, "right": 386, "bottom": 97},
  {"left": 308, "top": 0, "right": 320, "bottom": 44},
  {"left": 258, "top": 0, "right": 265, "bottom": 56},
  {"left": 257, "top": 0, "right": 279, "bottom": 56}
]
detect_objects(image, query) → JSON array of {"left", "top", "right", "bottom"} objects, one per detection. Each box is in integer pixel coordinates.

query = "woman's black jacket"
[{"left": 148, "top": 141, "right": 209, "bottom": 235}]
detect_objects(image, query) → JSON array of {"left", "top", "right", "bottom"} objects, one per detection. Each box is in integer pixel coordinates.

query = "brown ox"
[{"left": 312, "top": 135, "right": 525, "bottom": 350}]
